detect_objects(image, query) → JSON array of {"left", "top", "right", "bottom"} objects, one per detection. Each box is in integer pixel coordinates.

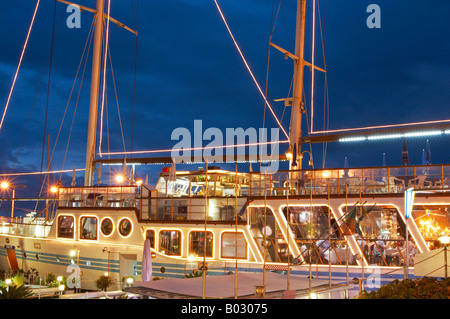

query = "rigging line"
[
  {"left": 316, "top": 0, "right": 329, "bottom": 167},
  {"left": 49, "top": 16, "right": 94, "bottom": 178},
  {"left": 10, "top": 1, "right": 68, "bottom": 173},
  {"left": 100, "top": 139, "right": 289, "bottom": 156},
  {"left": 0, "top": 0, "right": 41, "bottom": 131},
  {"left": 130, "top": 0, "right": 139, "bottom": 157},
  {"left": 0, "top": 168, "right": 85, "bottom": 177},
  {"left": 10, "top": 52, "right": 49, "bottom": 173},
  {"left": 59, "top": 18, "right": 96, "bottom": 182},
  {"left": 312, "top": 119, "right": 450, "bottom": 135},
  {"left": 106, "top": 88, "right": 112, "bottom": 185},
  {"left": 99, "top": 0, "right": 111, "bottom": 158},
  {"left": 36, "top": 0, "right": 57, "bottom": 211},
  {"left": 213, "top": 0, "right": 289, "bottom": 141},
  {"left": 310, "top": 0, "right": 316, "bottom": 133},
  {"left": 260, "top": 0, "right": 279, "bottom": 172},
  {"left": 106, "top": 37, "right": 128, "bottom": 157}
]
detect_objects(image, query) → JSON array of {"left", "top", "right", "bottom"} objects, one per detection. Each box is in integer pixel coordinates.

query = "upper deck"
[{"left": 52, "top": 163, "right": 450, "bottom": 224}]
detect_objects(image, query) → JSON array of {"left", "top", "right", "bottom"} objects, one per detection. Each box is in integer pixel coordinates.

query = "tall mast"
[
  {"left": 289, "top": 0, "right": 307, "bottom": 171},
  {"left": 84, "top": 0, "right": 104, "bottom": 186}
]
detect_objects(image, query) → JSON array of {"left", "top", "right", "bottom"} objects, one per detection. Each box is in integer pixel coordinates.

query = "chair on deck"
[
  {"left": 342, "top": 177, "right": 361, "bottom": 194},
  {"left": 414, "top": 175, "right": 432, "bottom": 188},
  {"left": 435, "top": 177, "right": 448, "bottom": 188}
]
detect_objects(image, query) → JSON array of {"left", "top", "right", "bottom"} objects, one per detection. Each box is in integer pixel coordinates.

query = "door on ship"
[{"left": 119, "top": 254, "right": 137, "bottom": 288}]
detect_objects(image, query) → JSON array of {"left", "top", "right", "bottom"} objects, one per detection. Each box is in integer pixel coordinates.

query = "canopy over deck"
[{"left": 125, "top": 272, "right": 351, "bottom": 299}]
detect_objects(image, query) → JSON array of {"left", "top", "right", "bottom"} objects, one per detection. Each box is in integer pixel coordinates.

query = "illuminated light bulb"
[
  {"left": 50, "top": 186, "right": 58, "bottom": 193},
  {"left": 69, "top": 249, "right": 77, "bottom": 257},
  {"left": 339, "top": 137, "right": 366, "bottom": 142},
  {"left": 136, "top": 179, "right": 143, "bottom": 186},
  {"left": 115, "top": 175, "right": 124, "bottom": 183},
  {"left": 57, "top": 276, "right": 63, "bottom": 282},
  {"left": 285, "top": 145, "right": 293, "bottom": 161},
  {"left": 1, "top": 182, "right": 9, "bottom": 189}
]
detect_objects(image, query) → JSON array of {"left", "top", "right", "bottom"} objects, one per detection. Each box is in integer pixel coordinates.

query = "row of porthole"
[
  {"left": 101, "top": 217, "right": 133, "bottom": 238},
  {"left": 57, "top": 215, "right": 133, "bottom": 239}
]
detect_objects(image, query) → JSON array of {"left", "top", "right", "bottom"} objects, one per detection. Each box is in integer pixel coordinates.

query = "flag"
[
  {"left": 340, "top": 206, "right": 358, "bottom": 235},
  {"left": 168, "top": 161, "right": 177, "bottom": 181},
  {"left": 401, "top": 138, "right": 409, "bottom": 165},
  {"left": 425, "top": 139, "right": 431, "bottom": 164}
]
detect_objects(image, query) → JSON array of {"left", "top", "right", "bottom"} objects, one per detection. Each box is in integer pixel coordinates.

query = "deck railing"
[
  {"left": 0, "top": 216, "right": 51, "bottom": 238},
  {"left": 248, "top": 164, "right": 450, "bottom": 197},
  {"left": 57, "top": 186, "right": 138, "bottom": 208}
]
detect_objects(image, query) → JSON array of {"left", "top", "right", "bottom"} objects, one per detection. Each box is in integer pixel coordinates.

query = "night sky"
[{"left": 0, "top": 0, "right": 449, "bottom": 215}]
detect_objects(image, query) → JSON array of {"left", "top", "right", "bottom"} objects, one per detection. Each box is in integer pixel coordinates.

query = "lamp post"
[
  {"left": 70, "top": 247, "right": 80, "bottom": 293},
  {"left": 300, "top": 150, "right": 314, "bottom": 168},
  {"left": 439, "top": 232, "right": 450, "bottom": 278},
  {"left": 0, "top": 182, "right": 26, "bottom": 219}
]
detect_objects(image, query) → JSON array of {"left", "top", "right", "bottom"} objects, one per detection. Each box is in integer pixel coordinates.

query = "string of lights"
[
  {"left": 99, "top": 139, "right": 290, "bottom": 156},
  {"left": 98, "top": 0, "right": 111, "bottom": 158},
  {"left": 313, "top": 119, "right": 450, "bottom": 136},
  {"left": 0, "top": 168, "right": 85, "bottom": 177},
  {"left": 0, "top": 0, "right": 41, "bottom": 131},
  {"left": 213, "top": 0, "right": 290, "bottom": 141}
]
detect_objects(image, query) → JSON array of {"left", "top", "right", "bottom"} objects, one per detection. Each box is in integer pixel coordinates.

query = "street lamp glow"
[
  {"left": 135, "top": 179, "right": 143, "bottom": 186},
  {"left": 50, "top": 186, "right": 58, "bottom": 194},
  {"left": 115, "top": 175, "right": 124, "bottom": 183},
  {"left": 69, "top": 249, "right": 77, "bottom": 257},
  {"left": 1, "top": 181, "right": 9, "bottom": 189},
  {"left": 285, "top": 145, "right": 293, "bottom": 161},
  {"left": 439, "top": 233, "right": 450, "bottom": 245}
]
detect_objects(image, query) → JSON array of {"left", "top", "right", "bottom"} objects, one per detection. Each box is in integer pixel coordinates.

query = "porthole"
[
  {"left": 101, "top": 218, "right": 114, "bottom": 237},
  {"left": 118, "top": 218, "right": 132, "bottom": 237}
]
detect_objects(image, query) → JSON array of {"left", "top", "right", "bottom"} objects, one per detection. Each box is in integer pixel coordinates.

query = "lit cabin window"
[
  {"left": 57, "top": 215, "right": 74, "bottom": 239},
  {"left": 146, "top": 229, "right": 155, "bottom": 249},
  {"left": 221, "top": 232, "right": 247, "bottom": 259},
  {"left": 189, "top": 231, "right": 213, "bottom": 257},
  {"left": 159, "top": 230, "right": 181, "bottom": 256},
  {"left": 118, "top": 218, "right": 133, "bottom": 237},
  {"left": 80, "top": 217, "right": 98, "bottom": 240},
  {"left": 101, "top": 218, "right": 113, "bottom": 236}
]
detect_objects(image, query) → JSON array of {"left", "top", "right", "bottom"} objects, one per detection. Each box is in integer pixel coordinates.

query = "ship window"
[
  {"left": 189, "top": 231, "right": 213, "bottom": 257},
  {"left": 159, "top": 230, "right": 181, "bottom": 256},
  {"left": 249, "top": 206, "right": 288, "bottom": 263},
  {"left": 101, "top": 218, "right": 114, "bottom": 236},
  {"left": 221, "top": 232, "right": 247, "bottom": 259},
  {"left": 57, "top": 215, "right": 74, "bottom": 239},
  {"left": 118, "top": 218, "right": 133, "bottom": 237},
  {"left": 412, "top": 204, "right": 450, "bottom": 248},
  {"left": 80, "top": 217, "right": 98, "bottom": 240},
  {"left": 146, "top": 229, "right": 155, "bottom": 248}
]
